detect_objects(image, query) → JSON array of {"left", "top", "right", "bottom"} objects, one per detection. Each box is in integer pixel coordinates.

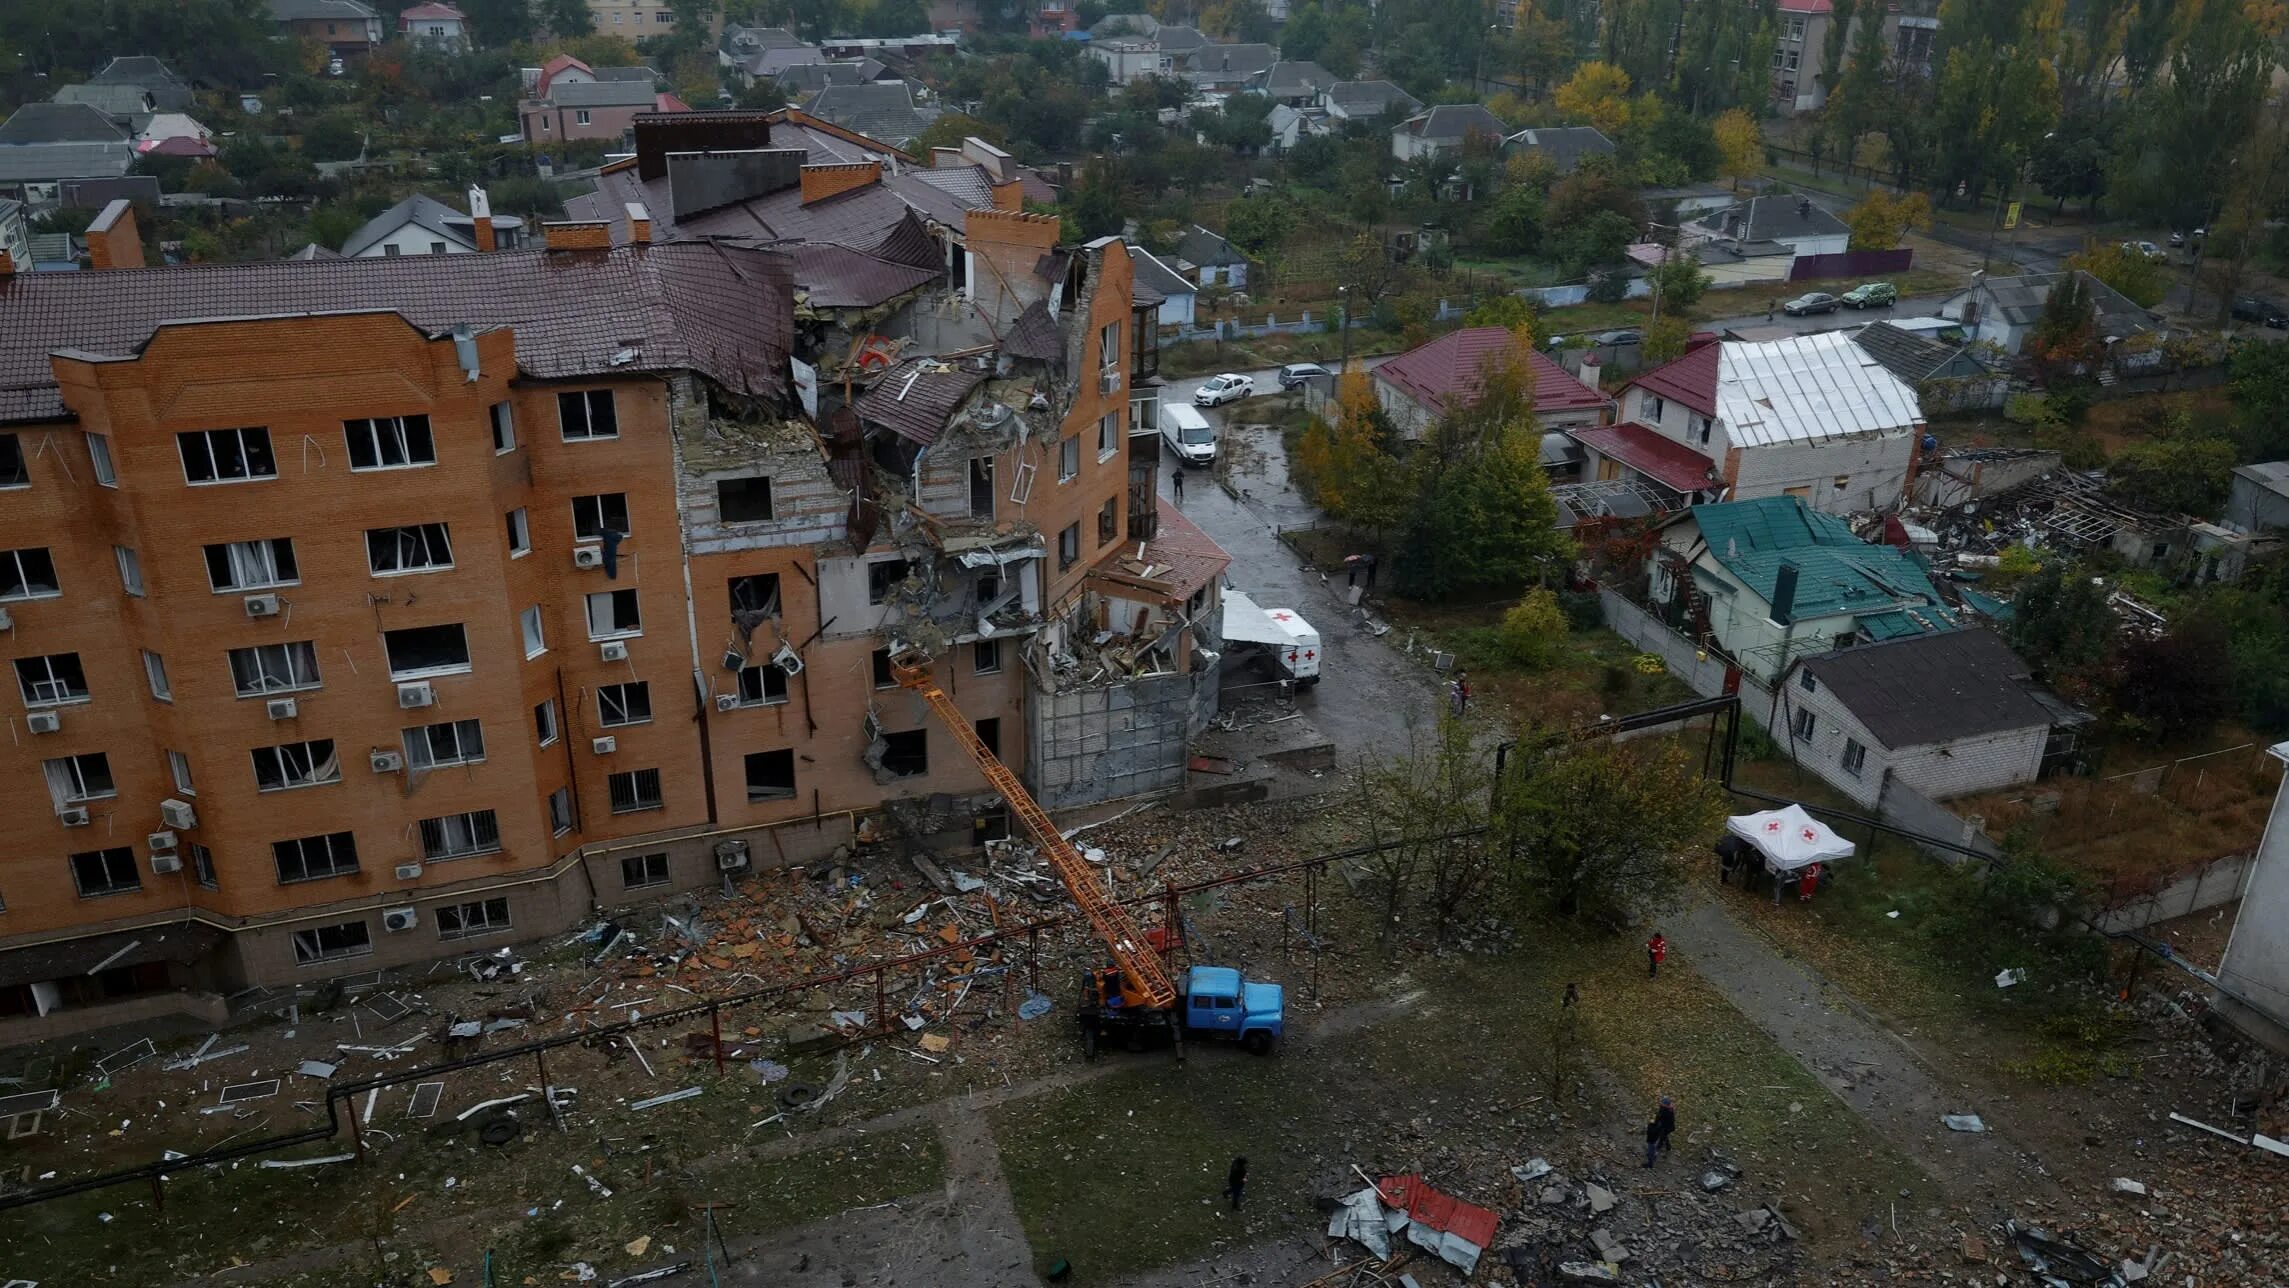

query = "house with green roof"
[{"left": 1644, "top": 495, "right": 1957, "bottom": 681}]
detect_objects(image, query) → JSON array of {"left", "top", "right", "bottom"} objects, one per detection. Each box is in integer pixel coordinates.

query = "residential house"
[
  {"left": 1265, "top": 103, "right": 1330, "bottom": 152},
  {"left": 67, "top": 58, "right": 196, "bottom": 115},
  {"left": 774, "top": 63, "right": 873, "bottom": 97},
  {"left": 1686, "top": 194, "right": 1850, "bottom": 265},
  {"left": 1128, "top": 242, "right": 1197, "bottom": 328},
  {"left": 1174, "top": 224, "right": 1248, "bottom": 288},
  {"left": 1645, "top": 495, "right": 1958, "bottom": 681},
  {"left": 1934, "top": 270, "right": 2160, "bottom": 357},
  {"left": 526, "top": 54, "right": 659, "bottom": 99},
  {"left": 1849, "top": 320, "right": 2003, "bottom": 413},
  {"left": 2226, "top": 462, "right": 2289, "bottom": 535},
  {"left": 399, "top": 2, "right": 470, "bottom": 48},
  {"left": 584, "top": 0, "right": 698, "bottom": 33},
  {"left": 1390, "top": 104, "right": 1505, "bottom": 161},
  {"left": 1029, "top": 0, "right": 1082, "bottom": 37},
  {"left": 1249, "top": 60, "right": 1335, "bottom": 107},
  {"left": 337, "top": 189, "right": 528, "bottom": 257},
  {"left": 1084, "top": 37, "right": 1172, "bottom": 86},
  {"left": 1182, "top": 43, "right": 1280, "bottom": 95},
  {"left": 719, "top": 25, "right": 823, "bottom": 85},
  {"left": 521, "top": 78, "right": 690, "bottom": 145},
  {"left": 1322, "top": 79, "right": 1421, "bottom": 124},
  {"left": 0, "top": 103, "right": 137, "bottom": 199},
  {"left": 1372, "top": 326, "right": 1612, "bottom": 439},
  {"left": 0, "top": 197, "right": 29, "bottom": 270},
  {"left": 269, "top": 0, "right": 387, "bottom": 56},
  {"left": 1502, "top": 125, "right": 1615, "bottom": 175},
  {"left": 1776, "top": 629, "right": 2056, "bottom": 810},
  {"left": 1772, "top": 0, "right": 1940, "bottom": 115},
  {"left": 2218, "top": 740, "right": 2289, "bottom": 1055},
  {"left": 1584, "top": 332, "right": 1923, "bottom": 514},
  {"left": 804, "top": 83, "right": 940, "bottom": 150}
]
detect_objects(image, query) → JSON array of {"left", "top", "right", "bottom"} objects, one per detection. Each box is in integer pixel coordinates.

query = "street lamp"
[{"left": 1338, "top": 285, "right": 1352, "bottom": 371}]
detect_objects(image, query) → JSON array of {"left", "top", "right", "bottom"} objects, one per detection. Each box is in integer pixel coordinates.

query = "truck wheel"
[{"left": 1243, "top": 1030, "right": 1272, "bottom": 1056}]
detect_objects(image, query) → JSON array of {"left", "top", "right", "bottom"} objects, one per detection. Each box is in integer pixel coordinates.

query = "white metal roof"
[{"left": 1715, "top": 330, "right": 1924, "bottom": 447}]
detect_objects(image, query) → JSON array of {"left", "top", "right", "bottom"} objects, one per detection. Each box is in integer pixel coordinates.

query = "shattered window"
[
  {"left": 1059, "top": 522, "right": 1079, "bottom": 570},
  {"left": 871, "top": 648, "right": 896, "bottom": 689},
  {"left": 598, "top": 682, "right": 653, "bottom": 726},
  {"left": 737, "top": 664, "right": 788, "bottom": 705},
  {"left": 718, "top": 476, "right": 774, "bottom": 523},
  {"left": 729, "top": 573, "right": 781, "bottom": 617},
  {"left": 1059, "top": 436, "right": 1080, "bottom": 482},
  {"left": 620, "top": 852, "right": 669, "bottom": 888},
  {"left": 973, "top": 639, "right": 1001, "bottom": 675},
  {"left": 1098, "top": 497, "right": 1118, "bottom": 545},
  {"left": 437, "top": 896, "right": 511, "bottom": 939},
  {"left": 291, "top": 920, "right": 370, "bottom": 964},
  {"left": 744, "top": 749, "right": 796, "bottom": 801},
  {"left": 384, "top": 624, "right": 471, "bottom": 678},
  {"left": 867, "top": 560, "right": 911, "bottom": 605},
  {"left": 879, "top": 729, "right": 927, "bottom": 778},
  {"left": 975, "top": 717, "right": 1000, "bottom": 758},
  {"left": 573, "top": 493, "right": 629, "bottom": 541}
]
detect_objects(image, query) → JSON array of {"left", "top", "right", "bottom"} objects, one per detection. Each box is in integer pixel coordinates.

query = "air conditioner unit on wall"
[
  {"left": 25, "top": 710, "right": 60, "bottom": 734},
  {"left": 771, "top": 642, "right": 804, "bottom": 676},
  {"left": 0, "top": 605, "right": 13, "bottom": 630},
  {"left": 394, "top": 862, "right": 424, "bottom": 881},
  {"left": 266, "top": 697, "right": 299, "bottom": 720},
  {"left": 146, "top": 831, "right": 177, "bottom": 853},
  {"left": 150, "top": 853, "right": 182, "bottom": 874},
  {"left": 160, "top": 798, "right": 197, "bottom": 830},
  {"left": 396, "top": 681, "right": 435, "bottom": 709},
  {"left": 714, "top": 693, "right": 737, "bottom": 712},
  {"left": 1100, "top": 368, "right": 1122, "bottom": 394},
  {"left": 244, "top": 593, "right": 282, "bottom": 618},
  {"left": 591, "top": 735, "right": 617, "bottom": 755},
  {"left": 370, "top": 749, "right": 406, "bottom": 773},
  {"left": 381, "top": 907, "right": 418, "bottom": 932},
  {"left": 573, "top": 544, "right": 604, "bottom": 569},
  {"left": 599, "top": 640, "right": 628, "bottom": 663},
  {"left": 714, "top": 839, "right": 750, "bottom": 871},
  {"left": 58, "top": 806, "right": 90, "bottom": 826}
]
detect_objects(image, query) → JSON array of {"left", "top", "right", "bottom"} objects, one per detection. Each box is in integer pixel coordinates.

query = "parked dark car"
[
  {"left": 2232, "top": 296, "right": 2289, "bottom": 328},
  {"left": 1781, "top": 292, "right": 1839, "bottom": 317},
  {"left": 1594, "top": 329, "right": 1642, "bottom": 346}
]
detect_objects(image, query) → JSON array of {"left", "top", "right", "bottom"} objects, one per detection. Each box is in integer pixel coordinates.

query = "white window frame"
[
  {"left": 585, "top": 588, "right": 642, "bottom": 640},
  {"left": 1098, "top": 410, "right": 1119, "bottom": 460},
  {"left": 575, "top": 108, "right": 592, "bottom": 126},
  {"left": 383, "top": 624, "right": 472, "bottom": 680},
  {"left": 344, "top": 415, "right": 437, "bottom": 471},
  {"left": 621, "top": 851, "right": 670, "bottom": 889},
  {"left": 366, "top": 523, "right": 454, "bottom": 576},
  {"left": 0, "top": 546, "right": 60, "bottom": 601},
  {"left": 143, "top": 650, "right": 171, "bottom": 701},
  {"left": 15, "top": 653, "right": 90, "bottom": 707},
  {"left": 506, "top": 507, "right": 532, "bottom": 557},
  {"left": 607, "top": 767, "right": 664, "bottom": 814},
  {"left": 178, "top": 427, "right": 277, "bottom": 485},
  {"left": 403, "top": 718, "right": 486, "bottom": 769},
  {"left": 572, "top": 493, "right": 629, "bottom": 541},
  {"left": 229, "top": 641, "right": 323, "bottom": 696},
  {"left": 534, "top": 697, "right": 560, "bottom": 747},
  {"left": 291, "top": 919, "right": 371, "bottom": 963},
  {"left": 1791, "top": 707, "right": 1816, "bottom": 741},
  {"left": 252, "top": 739, "right": 342, "bottom": 792},
  {"left": 490, "top": 401, "right": 517, "bottom": 453},
  {"left": 734, "top": 664, "right": 788, "bottom": 707},
  {"left": 86, "top": 432, "right": 117, "bottom": 486},
  {"left": 520, "top": 604, "right": 547, "bottom": 658},
  {"left": 1841, "top": 737, "right": 1867, "bottom": 778},
  {"left": 548, "top": 785, "right": 574, "bottom": 835},
  {"left": 438, "top": 895, "right": 512, "bottom": 939},
  {"left": 1058, "top": 435, "right": 1080, "bottom": 482},
  {"left": 168, "top": 749, "right": 196, "bottom": 796},
  {"left": 115, "top": 545, "right": 144, "bottom": 596},
  {"left": 558, "top": 389, "right": 619, "bottom": 441},
  {"left": 204, "top": 537, "right": 299, "bottom": 592},
  {"left": 46, "top": 752, "right": 117, "bottom": 803},
  {"left": 421, "top": 810, "right": 502, "bottom": 862},
  {"left": 598, "top": 681, "right": 652, "bottom": 726}
]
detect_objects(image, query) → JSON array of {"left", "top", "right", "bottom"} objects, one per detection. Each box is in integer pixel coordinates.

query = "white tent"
[{"left": 1726, "top": 804, "right": 1856, "bottom": 871}]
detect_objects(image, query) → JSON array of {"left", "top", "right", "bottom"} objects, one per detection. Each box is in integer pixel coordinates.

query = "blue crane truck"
[{"left": 1079, "top": 963, "right": 1285, "bottom": 1060}]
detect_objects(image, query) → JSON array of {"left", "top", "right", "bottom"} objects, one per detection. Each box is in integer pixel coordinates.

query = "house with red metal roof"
[
  {"left": 1571, "top": 331, "right": 1924, "bottom": 513},
  {"left": 1369, "top": 325, "right": 1612, "bottom": 439}
]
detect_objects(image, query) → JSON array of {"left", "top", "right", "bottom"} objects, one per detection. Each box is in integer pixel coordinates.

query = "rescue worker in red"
[{"left": 1646, "top": 932, "right": 1668, "bottom": 978}]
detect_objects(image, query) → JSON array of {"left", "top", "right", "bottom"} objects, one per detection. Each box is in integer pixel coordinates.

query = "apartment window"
[
  {"left": 1791, "top": 707, "right": 1816, "bottom": 741},
  {"left": 1645, "top": 394, "right": 1665, "bottom": 423},
  {"left": 143, "top": 650, "right": 170, "bottom": 701},
  {"left": 1099, "top": 319, "right": 1121, "bottom": 372},
  {"left": 178, "top": 427, "right": 277, "bottom": 484},
  {"left": 421, "top": 809, "right": 501, "bottom": 861},
  {"left": 1098, "top": 497, "right": 1118, "bottom": 545},
  {"left": 585, "top": 588, "right": 642, "bottom": 639},
  {"left": 744, "top": 748, "right": 796, "bottom": 801},
  {"left": 976, "top": 716, "right": 1000, "bottom": 758},
  {"left": 44, "top": 752, "right": 116, "bottom": 804},
  {"left": 1098, "top": 410, "right": 1119, "bottom": 458},
  {"left": 575, "top": 108, "right": 592, "bottom": 126},
  {"left": 115, "top": 546, "right": 144, "bottom": 596},
  {"left": 345, "top": 416, "right": 436, "bottom": 470},
  {"left": 0, "top": 433, "right": 24, "bottom": 487},
  {"left": 252, "top": 739, "right": 341, "bottom": 792},
  {"left": 168, "top": 749, "right": 195, "bottom": 796},
  {"left": 506, "top": 507, "right": 532, "bottom": 556},
  {"left": 366, "top": 523, "right": 454, "bottom": 575},
  {"left": 621, "top": 852, "right": 670, "bottom": 889},
  {"left": 879, "top": 729, "right": 927, "bottom": 778},
  {"left": 86, "top": 432, "right": 116, "bottom": 486},
  {"left": 559, "top": 389, "right": 619, "bottom": 440},
  {"left": 1058, "top": 435, "right": 1080, "bottom": 482},
  {"left": 15, "top": 653, "right": 89, "bottom": 707},
  {"left": 230, "top": 641, "right": 322, "bottom": 695},
  {"left": 548, "top": 785, "right": 574, "bottom": 834},
  {"left": 973, "top": 638, "right": 1002, "bottom": 675},
  {"left": 1784, "top": 49, "right": 1800, "bottom": 71},
  {"left": 1058, "top": 522, "right": 1080, "bottom": 570},
  {"left": 535, "top": 697, "right": 560, "bottom": 746},
  {"left": 383, "top": 624, "right": 470, "bottom": 678},
  {"left": 607, "top": 767, "right": 664, "bottom": 813},
  {"left": 970, "top": 457, "right": 994, "bottom": 519},
  {"left": 717, "top": 475, "right": 775, "bottom": 523},
  {"left": 1799, "top": 670, "right": 1817, "bottom": 693},
  {"left": 0, "top": 547, "right": 59, "bottom": 600},
  {"left": 438, "top": 896, "right": 512, "bottom": 940},
  {"left": 1786, "top": 15, "right": 1806, "bottom": 40},
  {"left": 291, "top": 919, "right": 371, "bottom": 964},
  {"left": 70, "top": 848, "right": 141, "bottom": 898},
  {"left": 729, "top": 573, "right": 781, "bottom": 617},
  {"left": 1695, "top": 416, "right": 1713, "bottom": 447},
  {"left": 598, "top": 681, "right": 652, "bottom": 726},
  {"left": 489, "top": 401, "right": 516, "bottom": 453},
  {"left": 1841, "top": 738, "right": 1867, "bottom": 778},
  {"left": 273, "top": 831, "right": 360, "bottom": 883},
  {"left": 867, "top": 559, "right": 911, "bottom": 605},
  {"left": 736, "top": 664, "right": 788, "bottom": 706},
  {"left": 404, "top": 718, "right": 485, "bottom": 769},
  {"left": 573, "top": 493, "right": 630, "bottom": 541},
  {"left": 204, "top": 537, "right": 299, "bottom": 592},
  {"left": 191, "top": 842, "right": 217, "bottom": 889},
  {"left": 520, "top": 604, "right": 547, "bottom": 658},
  {"left": 871, "top": 647, "right": 896, "bottom": 689}
]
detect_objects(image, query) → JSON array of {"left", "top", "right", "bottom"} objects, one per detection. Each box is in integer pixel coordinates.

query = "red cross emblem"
[
  {"left": 1270, "top": 611, "right": 1294, "bottom": 622},
  {"left": 1286, "top": 650, "right": 1298, "bottom": 663},
  {"left": 1800, "top": 827, "right": 1819, "bottom": 843},
  {"left": 1764, "top": 820, "right": 1783, "bottom": 834},
  {"left": 1302, "top": 649, "right": 1316, "bottom": 660}
]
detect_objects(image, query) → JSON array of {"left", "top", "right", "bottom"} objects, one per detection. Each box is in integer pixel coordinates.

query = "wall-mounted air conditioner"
[
  {"left": 714, "top": 839, "right": 750, "bottom": 871},
  {"left": 771, "top": 642, "right": 804, "bottom": 676},
  {"left": 396, "top": 681, "right": 435, "bottom": 709},
  {"left": 573, "top": 545, "right": 604, "bottom": 569},
  {"left": 58, "top": 806, "right": 90, "bottom": 826},
  {"left": 714, "top": 693, "right": 737, "bottom": 712},
  {"left": 160, "top": 798, "right": 197, "bottom": 830},
  {"left": 599, "top": 640, "right": 628, "bottom": 662},
  {"left": 244, "top": 593, "right": 282, "bottom": 618},
  {"left": 591, "top": 735, "right": 617, "bottom": 755},
  {"left": 394, "top": 862, "right": 424, "bottom": 881},
  {"left": 370, "top": 749, "right": 406, "bottom": 773},
  {"left": 25, "top": 710, "right": 61, "bottom": 734},
  {"left": 146, "top": 830, "right": 177, "bottom": 853},
  {"left": 266, "top": 698, "right": 299, "bottom": 720},
  {"left": 381, "top": 907, "right": 418, "bottom": 932},
  {"left": 150, "top": 853, "right": 182, "bottom": 874}
]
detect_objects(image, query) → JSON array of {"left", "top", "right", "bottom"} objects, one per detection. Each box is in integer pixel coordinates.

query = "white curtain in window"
[
  {"left": 42, "top": 759, "right": 75, "bottom": 810},
  {"left": 226, "top": 540, "right": 283, "bottom": 587}
]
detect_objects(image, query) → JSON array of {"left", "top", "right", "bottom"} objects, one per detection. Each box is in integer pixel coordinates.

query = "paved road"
[
  {"left": 1157, "top": 354, "right": 1393, "bottom": 408},
  {"left": 1696, "top": 292, "right": 1955, "bottom": 337}
]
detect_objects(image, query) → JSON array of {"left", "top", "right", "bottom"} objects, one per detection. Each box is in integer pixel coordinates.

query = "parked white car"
[{"left": 1193, "top": 373, "right": 1254, "bottom": 406}]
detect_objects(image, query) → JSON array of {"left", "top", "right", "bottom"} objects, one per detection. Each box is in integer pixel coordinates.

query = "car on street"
[
  {"left": 1275, "top": 362, "right": 1331, "bottom": 389},
  {"left": 1193, "top": 373, "right": 1254, "bottom": 406},
  {"left": 1781, "top": 292, "right": 1839, "bottom": 317},
  {"left": 1840, "top": 282, "right": 1897, "bottom": 309},
  {"left": 2232, "top": 297, "right": 2289, "bottom": 329},
  {"left": 1593, "top": 329, "right": 1642, "bottom": 347},
  {"left": 2121, "top": 240, "right": 2166, "bottom": 261}
]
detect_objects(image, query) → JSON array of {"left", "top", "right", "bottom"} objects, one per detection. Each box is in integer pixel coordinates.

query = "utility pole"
[{"left": 1338, "top": 284, "right": 1351, "bottom": 371}]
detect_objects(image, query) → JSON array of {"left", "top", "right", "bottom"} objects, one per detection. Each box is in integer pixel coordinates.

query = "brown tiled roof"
[
  {"left": 871, "top": 209, "right": 943, "bottom": 269},
  {"left": 852, "top": 357, "right": 987, "bottom": 446},
  {"left": 1374, "top": 326, "right": 1610, "bottom": 418},
  {"left": 1000, "top": 299, "right": 1063, "bottom": 362},
  {"left": 791, "top": 242, "right": 940, "bottom": 309},
  {"left": 1136, "top": 497, "right": 1229, "bottom": 599},
  {"left": 0, "top": 242, "right": 795, "bottom": 424}
]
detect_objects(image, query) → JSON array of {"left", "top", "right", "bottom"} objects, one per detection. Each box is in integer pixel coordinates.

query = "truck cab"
[{"left": 1181, "top": 965, "right": 1284, "bottom": 1054}]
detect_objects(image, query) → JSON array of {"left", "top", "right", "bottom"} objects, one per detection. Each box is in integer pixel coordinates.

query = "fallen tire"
[{"left": 478, "top": 1116, "right": 522, "bottom": 1146}]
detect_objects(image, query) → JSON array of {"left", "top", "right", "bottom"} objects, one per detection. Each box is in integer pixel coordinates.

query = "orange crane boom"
[{"left": 892, "top": 657, "right": 1179, "bottom": 1010}]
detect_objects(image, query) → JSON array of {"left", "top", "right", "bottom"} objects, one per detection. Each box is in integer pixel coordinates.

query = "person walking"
[
  {"left": 1224, "top": 1156, "right": 1248, "bottom": 1210},
  {"left": 1646, "top": 931, "right": 1668, "bottom": 979},
  {"left": 1171, "top": 467, "right": 1185, "bottom": 503},
  {"left": 1765, "top": 298, "right": 1777, "bottom": 322},
  {"left": 1653, "top": 1096, "right": 1676, "bottom": 1159}
]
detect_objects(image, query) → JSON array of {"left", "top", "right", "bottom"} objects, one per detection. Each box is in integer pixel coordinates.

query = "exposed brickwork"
[
  {"left": 990, "top": 179, "right": 1024, "bottom": 212},
  {"left": 542, "top": 221, "right": 613, "bottom": 251},
  {"left": 86, "top": 199, "right": 144, "bottom": 271},
  {"left": 799, "top": 161, "right": 883, "bottom": 206}
]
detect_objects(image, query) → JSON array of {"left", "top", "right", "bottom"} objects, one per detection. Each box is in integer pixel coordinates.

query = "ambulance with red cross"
[{"left": 1219, "top": 588, "right": 1321, "bottom": 687}]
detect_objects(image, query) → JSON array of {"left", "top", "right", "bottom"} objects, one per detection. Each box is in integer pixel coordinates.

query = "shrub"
[{"left": 1498, "top": 588, "right": 1570, "bottom": 669}]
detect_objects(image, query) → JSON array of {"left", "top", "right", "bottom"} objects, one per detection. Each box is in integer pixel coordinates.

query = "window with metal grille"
[
  {"left": 607, "top": 768, "right": 664, "bottom": 813},
  {"left": 421, "top": 809, "right": 501, "bottom": 860}
]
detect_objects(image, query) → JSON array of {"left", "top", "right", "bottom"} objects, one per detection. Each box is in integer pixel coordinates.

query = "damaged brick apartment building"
[{"left": 0, "top": 115, "right": 1230, "bottom": 1034}]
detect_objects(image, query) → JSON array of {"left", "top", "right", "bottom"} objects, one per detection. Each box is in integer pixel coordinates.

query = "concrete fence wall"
[{"left": 2097, "top": 853, "right": 2255, "bottom": 934}]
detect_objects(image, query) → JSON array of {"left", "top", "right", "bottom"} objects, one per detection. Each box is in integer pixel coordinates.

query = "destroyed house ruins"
[{"left": 0, "top": 137, "right": 1225, "bottom": 1032}]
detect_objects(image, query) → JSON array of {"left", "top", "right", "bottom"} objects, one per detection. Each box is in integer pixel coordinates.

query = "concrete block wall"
[{"left": 1025, "top": 668, "right": 1213, "bottom": 809}]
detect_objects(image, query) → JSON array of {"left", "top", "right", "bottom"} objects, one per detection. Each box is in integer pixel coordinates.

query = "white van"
[{"left": 1161, "top": 402, "right": 1217, "bottom": 465}]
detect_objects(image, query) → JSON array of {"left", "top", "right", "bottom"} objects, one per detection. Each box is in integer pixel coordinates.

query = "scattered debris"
[
  {"left": 258, "top": 1153, "right": 355, "bottom": 1169},
  {"left": 629, "top": 1087, "right": 702, "bottom": 1111},
  {"left": 218, "top": 1080, "right": 279, "bottom": 1105},
  {"left": 2168, "top": 1111, "right": 2247, "bottom": 1145},
  {"left": 2009, "top": 1220, "right": 2127, "bottom": 1287},
  {"left": 406, "top": 1082, "right": 444, "bottom": 1119},
  {"left": 1942, "top": 1113, "right": 1987, "bottom": 1133},
  {"left": 296, "top": 1061, "right": 338, "bottom": 1080},
  {"left": 2110, "top": 1177, "right": 2148, "bottom": 1197},
  {"left": 1995, "top": 968, "right": 2029, "bottom": 988}
]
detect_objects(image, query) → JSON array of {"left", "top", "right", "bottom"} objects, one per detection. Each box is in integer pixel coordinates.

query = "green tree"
[
  {"left": 2115, "top": 613, "right": 2236, "bottom": 741},
  {"left": 1360, "top": 716, "right": 1496, "bottom": 940},
  {"left": 458, "top": 0, "right": 534, "bottom": 45},
  {"left": 1843, "top": 189, "right": 1931, "bottom": 251},
  {"left": 2031, "top": 109, "right": 2109, "bottom": 215},
  {"left": 2109, "top": 0, "right": 2273, "bottom": 231},
  {"left": 1646, "top": 253, "right": 1708, "bottom": 310},
  {"left": 537, "top": 0, "right": 594, "bottom": 35},
  {"left": 1464, "top": 293, "right": 1538, "bottom": 331},
  {"left": 2229, "top": 337, "right": 2289, "bottom": 460},
  {"left": 1930, "top": 25, "right": 2057, "bottom": 207},
  {"left": 1494, "top": 734, "right": 1727, "bottom": 926},
  {"left": 2027, "top": 272, "right": 2100, "bottom": 377},
  {"left": 2009, "top": 563, "right": 2116, "bottom": 681},
  {"left": 1221, "top": 191, "right": 1297, "bottom": 260},
  {"left": 1481, "top": 184, "right": 1545, "bottom": 256},
  {"left": 1296, "top": 370, "right": 1409, "bottom": 533},
  {"left": 1711, "top": 107, "right": 1761, "bottom": 192},
  {"left": 1393, "top": 348, "right": 1576, "bottom": 598},
  {"left": 914, "top": 112, "right": 1003, "bottom": 153},
  {"left": 1553, "top": 60, "right": 1632, "bottom": 135},
  {"left": 1498, "top": 588, "right": 1570, "bottom": 669},
  {"left": 2105, "top": 426, "right": 2236, "bottom": 517},
  {"left": 1642, "top": 315, "right": 1691, "bottom": 364},
  {"left": 2066, "top": 240, "right": 2167, "bottom": 308}
]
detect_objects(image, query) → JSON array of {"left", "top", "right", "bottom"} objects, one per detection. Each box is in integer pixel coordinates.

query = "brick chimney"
[
  {"left": 1577, "top": 351, "right": 1601, "bottom": 391},
  {"left": 542, "top": 220, "right": 613, "bottom": 252},
  {"left": 798, "top": 161, "right": 881, "bottom": 205},
  {"left": 990, "top": 179, "right": 1024, "bottom": 212},
  {"left": 963, "top": 207, "right": 1063, "bottom": 325},
  {"left": 468, "top": 185, "right": 496, "bottom": 252},
  {"left": 0, "top": 248, "right": 14, "bottom": 276},
  {"left": 625, "top": 202, "right": 652, "bottom": 245},
  {"left": 86, "top": 199, "right": 145, "bottom": 271},
  {"left": 931, "top": 146, "right": 963, "bottom": 169}
]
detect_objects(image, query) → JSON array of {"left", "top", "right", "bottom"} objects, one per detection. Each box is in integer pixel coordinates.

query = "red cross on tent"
[
  {"left": 1800, "top": 826, "right": 1819, "bottom": 842},
  {"left": 1270, "top": 611, "right": 1293, "bottom": 621},
  {"left": 1764, "top": 820, "right": 1783, "bottom": 833}
]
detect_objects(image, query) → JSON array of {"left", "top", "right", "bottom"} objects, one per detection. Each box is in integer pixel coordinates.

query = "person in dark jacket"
[
  {"left": 1645, "top": 1095, "right": 1676, "bottom": 1165},
  {"left": 1224, "top": 1156, "right": 1248, "bottom": 1210}
]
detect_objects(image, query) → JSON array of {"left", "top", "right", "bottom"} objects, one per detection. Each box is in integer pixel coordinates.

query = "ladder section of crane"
[{"left": 895, "top": 665, "right": 1179, "bottom": 1010}]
